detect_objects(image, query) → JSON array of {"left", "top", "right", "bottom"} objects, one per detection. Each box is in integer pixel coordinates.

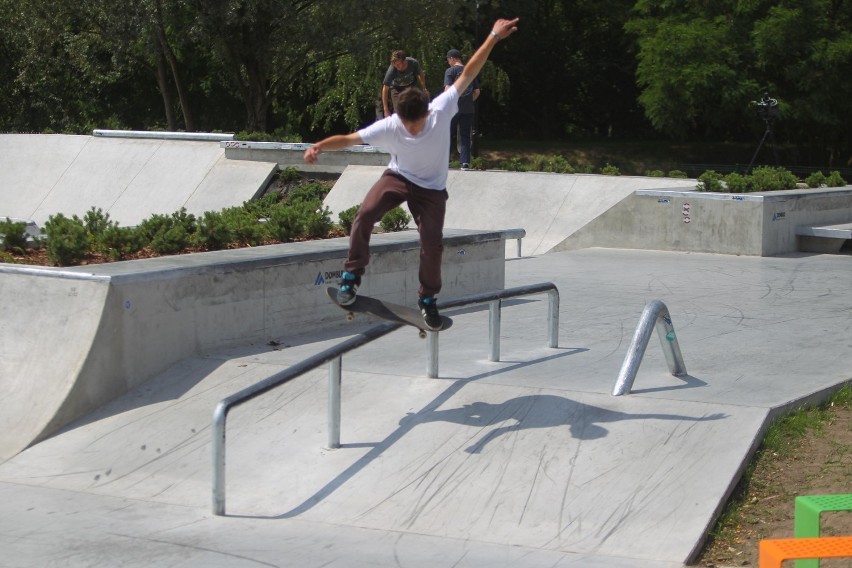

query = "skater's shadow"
[
  {"left": 264, "top": 348, "right": 724, "bottom": 520},
  {"left": 404, "top": 394, "right": 726, "bottom": 454}
]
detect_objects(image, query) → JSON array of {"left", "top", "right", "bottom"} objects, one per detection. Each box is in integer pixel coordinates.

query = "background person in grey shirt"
[{"left": 382, "top": 50, "right": 428, "bottom": 117}]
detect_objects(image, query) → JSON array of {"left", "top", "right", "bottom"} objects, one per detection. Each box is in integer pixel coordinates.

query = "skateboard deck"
[{"left": 326, "top": 287, "right": 452, "bottom": 337}]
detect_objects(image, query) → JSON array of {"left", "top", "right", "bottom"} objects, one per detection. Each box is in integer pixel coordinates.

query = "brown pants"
[{"left": 345, "top": 169, "right": 448, "bottom": 298}]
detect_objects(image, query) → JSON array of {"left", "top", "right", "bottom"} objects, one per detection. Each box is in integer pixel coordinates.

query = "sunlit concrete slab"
[
  {"left": 0, "top": 230, "right": 511, "bottom": 460},
  {"left": 1, "top": 249, "right": 850, "bottom": 567},
  {"left": 323, "top": 165, "right": 698, "bottom": 256},
  {"left": 0, "top": 134, "right": 275, "bottom": 227}
]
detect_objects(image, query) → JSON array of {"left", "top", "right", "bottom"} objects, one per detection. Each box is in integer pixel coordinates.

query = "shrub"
[
  {"left": 600, "top": 163, "right": 620, "bottom": 176},
  {"left": 499, "top": 157, "right": 528, "bottom": 171},
  {"left": 150, "top": 223, "right": 189, "bottom": 254},
  {"left": 826, "top": 170, "right": 847, "bottom": 187},
  {"left": 724, "top": 172, "right": 750, "bottom": 193},
  {"left": 263, "top": 199, "right": 332, "bottom": 241},
  {"left": 242, "top": 192, "right": 280, "bottom": 219},
  {"left": 750, "top": 166, "right": 797, "bottom": 192},
  {"left": 645, "top": 170, "right": 665, "bottom": 177},
  {"left": 221, "top": 206, "right": 265, "bottom": 246},
  {"left": 530, "top": 154, "right": 575, "bottom": 174},
  {"left": 44, "top": 213, "right": 89, "bottom": 266},
  {"left": 338, "top": 205, "right": 360, "bottom": 235},
  {"left": 470, "top": 157, "right": 487, "bottom": 171},
  {"left": 300, "top": 202, "right": 333, "bottom": 238},
  {"left": 265, "top": 203, "right": 302, "bottom": 242},
  {"left": 278, "top": 166, "right": 301, "bottom": 184},
  {"left": 668, "top": 170, "right": 688, "bottom": 178},
  {"left": 697, "top": 170, "right": 725, "bottom": 192},
  {"left": 101, "top": 225, "right": 145, "bottom": 260},
  {"left": 138, "top": 209, "right": 196, "bottom": 255},
  {"left": 82, "top": 207, "right": 117, "bottom": 253},
  {"left": 0, "top": 218, "right": 28, "bottom": 253},
  {"left": 805, "top": 171, "right": 827, "bottom": 188},
  {"left": 380, "top": 207, "right": 411, "bottom": 232},
  {"left": 194, "top": 210, "right": 234, "bottom": 250},
  {"left": 83, "top": 207, "right": 112, "bottom": 238},
  {"left": 287, "top": 180, "right": 331, "bottom": 204}
]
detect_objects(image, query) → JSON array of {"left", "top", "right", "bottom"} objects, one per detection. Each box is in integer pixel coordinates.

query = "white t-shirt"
[{"left": 358, "top": 86, "right": 459, "bottom": 190}]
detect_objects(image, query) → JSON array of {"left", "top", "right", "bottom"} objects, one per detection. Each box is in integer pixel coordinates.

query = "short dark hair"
[
  {"left": 391, "top": 50, "right": 406, "bottom": 62},
  {"left": 395, "top": 88, "right": 429, "bottom": 121}
]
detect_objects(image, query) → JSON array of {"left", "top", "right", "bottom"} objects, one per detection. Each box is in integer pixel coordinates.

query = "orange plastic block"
[{"left": 759, "top": 536, "right": 852, "bottom": 568}]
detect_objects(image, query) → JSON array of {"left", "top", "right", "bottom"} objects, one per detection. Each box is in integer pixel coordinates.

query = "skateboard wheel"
[
  {"left": 346, "top": 312, "right": 354, "bottom": 322},
  {"left": 419, "top": 330, "right": 426, "bottom": 339}
]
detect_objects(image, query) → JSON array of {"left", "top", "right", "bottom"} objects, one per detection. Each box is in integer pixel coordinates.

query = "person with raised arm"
[{"left": 304, "top": 18, "right": 520, "bottom": 330}]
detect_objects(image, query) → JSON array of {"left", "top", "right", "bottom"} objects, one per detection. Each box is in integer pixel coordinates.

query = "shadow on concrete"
[
  {"left": 412, "top": 394, "right": 725, "bottom": 454},
  {"left": 227, "top": 347, "right": 725, "bottom": 520},
  {"left": 629, "top": 373, "right": 708, "bottom": 394}
]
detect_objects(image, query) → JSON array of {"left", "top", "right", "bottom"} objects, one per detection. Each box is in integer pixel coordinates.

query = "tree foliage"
[
  {"left": 0, "top": 0, "right": 849, "bottom": 165},
  {"left": 627, "top": 0, "right": 852, "bottom": 163}
]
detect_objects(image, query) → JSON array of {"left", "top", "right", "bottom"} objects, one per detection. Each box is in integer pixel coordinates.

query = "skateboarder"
[{"left": 304, "top": 17, "right": 520, "bottom": 330}]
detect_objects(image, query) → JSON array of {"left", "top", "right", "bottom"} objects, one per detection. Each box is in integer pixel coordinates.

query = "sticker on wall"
[
  {"left": 315, "top": 270, "right": 344, "bottom": 286},
  {"left": 682, "top": 202, "right": 691, "bottom": 224},
  {"left": 772, "top": 212, "right": 786, "bottom": 221}
]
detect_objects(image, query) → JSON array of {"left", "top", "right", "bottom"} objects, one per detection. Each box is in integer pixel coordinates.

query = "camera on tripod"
[
  {"left": 753, "top": 92, "right": 780, "bottom": 122},
  {"left": 746, "top": 92, "right": 782, "bottom": 172}
]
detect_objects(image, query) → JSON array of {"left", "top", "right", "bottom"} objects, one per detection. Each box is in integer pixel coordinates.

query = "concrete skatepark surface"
[
  {"left": 0, "top": 133, "right": 276, "bottom": 227},
  {"left": 324, "top": 165, "right": 698, "bottom": 257},
  {"left": 2, "top": 249, "right": 851, "bottom": 567},
  {"left": 1, "top": 133, "right": 850, "bottom": 566}
]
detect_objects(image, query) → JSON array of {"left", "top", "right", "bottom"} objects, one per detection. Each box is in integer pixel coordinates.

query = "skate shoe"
[
  {"left": 417, "top": 297, "right": 442, "bottom": 330},
  {"left": 337, "top": 271, "right": 361, "bottom": 306}
]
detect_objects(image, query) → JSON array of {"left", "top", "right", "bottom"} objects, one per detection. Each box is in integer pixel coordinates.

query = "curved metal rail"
[{"left": 611, "top": 299, "right": 687, "bottom": 396}]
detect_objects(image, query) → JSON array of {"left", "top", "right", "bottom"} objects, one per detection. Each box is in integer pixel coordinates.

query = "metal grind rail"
[
  {"left": 212, "top": 282, "right": 559, "bottom": 516},
  {"left": 611, "top": 299, "right": 687, "bottom": 396}
]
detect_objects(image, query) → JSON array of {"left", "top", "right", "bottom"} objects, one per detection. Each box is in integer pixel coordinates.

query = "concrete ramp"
[
  {"left": 323, "top": 165, "right": 697, "bottom": 255},
  {"left": 2, "top": 248, "right": 852, "bottom": 566},
  {"left": 0, "top": 270, "right": 111, "bottom": 461},
  {"left": 0, "top": 134, "right": 277, "bottom": 227},
  {"left": 0, "top": 337, "right": 758, "bottom": 566}
]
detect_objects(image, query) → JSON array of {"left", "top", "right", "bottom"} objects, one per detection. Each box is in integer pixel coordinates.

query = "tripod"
[{"left": 746, "top": 97, "right": 781, "bottom": 173}]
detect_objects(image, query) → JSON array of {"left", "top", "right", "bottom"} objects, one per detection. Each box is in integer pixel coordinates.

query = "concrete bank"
[
  {"left": 0, "top": 228, "right": 517, "bottom": 461},
  {"left": 323, "top": 165, "right": 700, "bottom": 256},
  {"left": 0, "top": 133, "right": 276, "bottom": 227}
]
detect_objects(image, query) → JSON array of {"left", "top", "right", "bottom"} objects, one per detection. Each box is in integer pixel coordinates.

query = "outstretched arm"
[
  {"left": 303, "top": 132, "right": 364, "bottom": 164},
  {"left": 453, "top": 18, "right": 519, "bottom": 97}
]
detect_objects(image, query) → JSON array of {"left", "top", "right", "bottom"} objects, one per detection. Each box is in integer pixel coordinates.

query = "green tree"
[
  {"left": 626, "top": 2, "right": 760, "bottom": 139},
  {"left": 627, "top": 0, "right": 852, "bottom": 163},
  {"left": 750, "top": 0, "right": 852, "bottom": 166}
]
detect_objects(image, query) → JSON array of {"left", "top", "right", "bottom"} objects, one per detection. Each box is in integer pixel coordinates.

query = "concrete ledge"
[
  {"left": 93, "top": 129, "right": 235, "bottom": 142},
  {"left": 0, "top": 228, "right": 515, "bottom": 460},
  {"left": 222, "top": 141, "right": 390, "bottom": 174},
  {"left": 796, "top": 222, "right": 852, "bottom": 253},
  {"left": 555, "top": 186, "right": 852, "bottom": 256},
  {"left": 796, "top": 222, "right": 852, "bottom": 238}
]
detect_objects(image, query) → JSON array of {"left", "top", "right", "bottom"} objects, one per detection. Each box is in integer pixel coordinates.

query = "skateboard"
[{"left": 326, "top": 287, "right": 453, "bottom": 338}]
